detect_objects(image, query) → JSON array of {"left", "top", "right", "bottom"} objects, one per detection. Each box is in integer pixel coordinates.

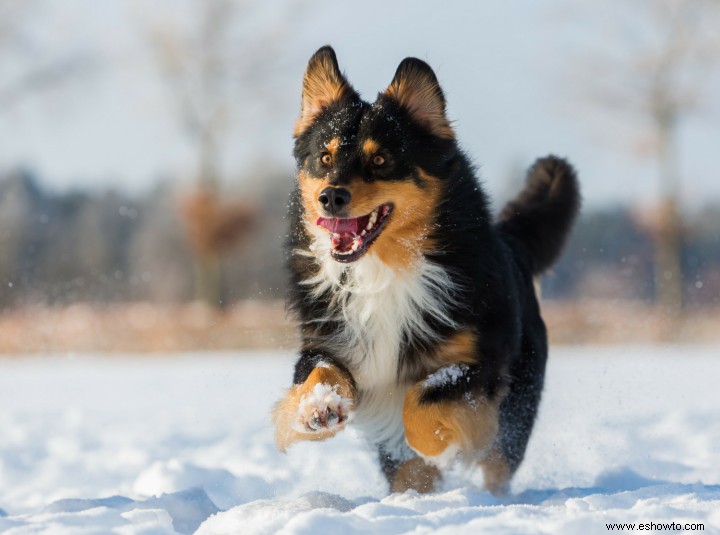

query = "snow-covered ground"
[{"left": 1, "top": 346, "right": 719, "bottom": 534}]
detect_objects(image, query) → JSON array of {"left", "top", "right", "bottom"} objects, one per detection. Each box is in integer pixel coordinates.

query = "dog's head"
[{"left": 293, "top": 46, "right": 457, "bottom": 269}]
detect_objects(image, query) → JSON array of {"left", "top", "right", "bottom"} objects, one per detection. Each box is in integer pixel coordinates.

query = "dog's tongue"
[
  {"left": 331, "top": 234, "right": 355, "bottom": 252},
  {"left": 317, "top": 215, "right": 371, "bottom": 254},
  {"left": 316, "top": 215, "right": 368, "bottom": 235}
]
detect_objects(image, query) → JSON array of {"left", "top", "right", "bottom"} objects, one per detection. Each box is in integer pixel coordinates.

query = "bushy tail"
[{"left": 497, "top": 155, "right": 581, "bottom": 275}]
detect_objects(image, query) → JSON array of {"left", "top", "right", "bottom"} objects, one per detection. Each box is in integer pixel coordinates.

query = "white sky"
[{"left": 0, "top": 0, "right": 718, "bottom": 210}]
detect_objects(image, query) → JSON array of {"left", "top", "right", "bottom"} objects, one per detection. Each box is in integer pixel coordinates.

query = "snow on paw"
[
  {"left": 293, "top": 383, "right": 353, "bottom": 433},
  {"left": 273, "top": 364, "right": 357, "bottom": 451}
]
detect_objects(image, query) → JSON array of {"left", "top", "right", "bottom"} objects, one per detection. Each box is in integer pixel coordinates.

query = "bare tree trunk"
[
  {"left": 146, "top": 0, "right": 301, "bottom": 307},
  {"left": 194, "top": 126, "right": 222, "bottom": 306},
  {"left": 654, "top": 112, "right": 683, "bottom": 314},
  {"left": 194, "top": 253, "right": 221, "bottom": 307}
]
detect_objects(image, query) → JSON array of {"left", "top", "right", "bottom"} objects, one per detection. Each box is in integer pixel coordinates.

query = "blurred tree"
[
  {"left": 181, "top": 190, "right": 256, "bottom": 304},
  {"left": 574, "top": 0, "right": 720, "bottom": 313},
  {"left": 127, "top": 185, "right": 195, "bottom": 303},
  {"left": 0, "top": 171, "right": 41, "bottom": 306},
  {"left": 220, "top": 169, "right": 292, "bottom": 301},
  {"left": 142, "top": 0, "right": 304, "bottom": 306}
]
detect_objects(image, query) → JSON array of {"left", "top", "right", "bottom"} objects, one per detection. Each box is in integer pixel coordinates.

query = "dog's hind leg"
[
  {"left": 402, "top": 379, "right": 501, "bottom": 471},
  {"left": 481, "top": 331, "right": 548, "bottom": 494},
  {"left": 391, "top": 457, "right": 442, "bottom": 493},
  {"left": 377, "top": 445, "right": 442, "bottom": 493}
]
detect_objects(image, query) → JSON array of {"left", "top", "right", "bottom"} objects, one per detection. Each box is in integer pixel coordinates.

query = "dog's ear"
[
  {"left": 383, "top": 58, "right": 454, "bottom": 139},
  {"left": 294, "top": 46, "right": 358, "bottom": 137}
]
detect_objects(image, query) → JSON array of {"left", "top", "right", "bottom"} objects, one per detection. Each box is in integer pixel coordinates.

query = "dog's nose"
[{"left": 318, "top": 187, "right": 351, "bottom": 215}]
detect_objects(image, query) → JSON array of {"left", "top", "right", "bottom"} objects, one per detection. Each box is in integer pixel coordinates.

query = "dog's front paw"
[
  {"left": 294, "top": 383, "right": 353, "bottom": 433},
  {"left": 273, "top": 364, "right": 356, "bottom": 452}
]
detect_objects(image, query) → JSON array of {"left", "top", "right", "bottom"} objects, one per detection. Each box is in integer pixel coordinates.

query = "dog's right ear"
[{"left": 294, "top": 46, "right": 358, "bottom": 137}]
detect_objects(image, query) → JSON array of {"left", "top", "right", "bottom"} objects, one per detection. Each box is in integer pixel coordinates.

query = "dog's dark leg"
[
  {"left": 273, "top": 351, "right": 356, "bottom": 452},
  {"left": 377, "top": 445, "right": 442, "bottom": 493},
  {"left": 377, "top": 444, "right": 401, "bottom": 483},
  {"left": 391, "top": 457, "right": 442, "bottom": 493},
  {"left": 481, "top": 328, "right": 548, "bottom": 494}
]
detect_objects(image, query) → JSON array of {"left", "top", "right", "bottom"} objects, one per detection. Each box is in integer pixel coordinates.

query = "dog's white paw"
[{"left": 292, "top": 383, "right": 353, "bottom": 433}]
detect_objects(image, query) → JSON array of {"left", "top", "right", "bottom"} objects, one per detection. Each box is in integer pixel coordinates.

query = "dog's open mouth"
[{"left": 316, "top": 204, "right": 393, "bottom": 262}]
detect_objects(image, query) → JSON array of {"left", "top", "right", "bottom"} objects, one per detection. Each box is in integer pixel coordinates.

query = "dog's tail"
[{"left": 496, "top": 155, "right": 581, "bottom": 276}]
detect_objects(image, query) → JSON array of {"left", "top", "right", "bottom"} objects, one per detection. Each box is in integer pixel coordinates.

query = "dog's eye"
[
  {"left": 320, "top": 153, "right": 332, "bottom": 166},
  {"left": 372, "top": 154, "right": 386, "bottom": 167}
]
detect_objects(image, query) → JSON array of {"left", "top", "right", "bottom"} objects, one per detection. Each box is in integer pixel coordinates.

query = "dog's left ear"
[{"left": 383, "top": 58, "right": 454, "bottom": 139}]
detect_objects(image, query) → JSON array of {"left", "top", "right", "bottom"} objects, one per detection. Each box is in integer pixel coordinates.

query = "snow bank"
[
  {"left": 25, "top": 487, "right": 216, "bottom": 534},
  {"left": 199, "top": 483, "right": 720, "bottom": 535},
  {"left": 0, "top": 347, "right": 718, "bottom": 534}
]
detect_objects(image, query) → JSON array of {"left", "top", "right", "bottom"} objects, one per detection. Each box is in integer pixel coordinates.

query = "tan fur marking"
[
  {"left": 296, "top": 170, "right": 322, "bottom": 225},
  {"left": 391, "top": 457, "right": 442, "bottom": 494},
  {"left": 294, "top": 55, "right": 350, "bottom": 137},
  {"left": 362, "top": 138, "right": 381, "bottom": 156},
  {"left": 272, "top": 365, "right": 355, "bottom": 452},
  {"left": 325, "top": 137, "right": 341, "bottom": 156},
  {"left": 355, "top": 169, "right": 443, "bottom": 269},
  {"left": 385, "top": 77, "right": 454, "bottom": 140},
  {"left": 296, "top": 168, "right": 445, "bottom": 270},
  {"left": 437, "top": 329, "right": 478, "bottom": 367},
  {"left": 403, "top": 383, "right": 499, "bottom": 460}
]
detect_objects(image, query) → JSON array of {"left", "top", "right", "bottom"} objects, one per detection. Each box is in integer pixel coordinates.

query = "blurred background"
[{"left": 0, "top": 0, "right": 719, "bottom": 353}]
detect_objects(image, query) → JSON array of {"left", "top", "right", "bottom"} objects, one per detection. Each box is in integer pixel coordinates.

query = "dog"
[{"left": 273, "top": 45, "right": 580, "bottom": 494}]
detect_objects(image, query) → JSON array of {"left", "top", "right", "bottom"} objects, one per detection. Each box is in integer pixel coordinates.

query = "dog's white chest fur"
[{"left": 301, "top": 241, "right": 458, "bottom": 456}]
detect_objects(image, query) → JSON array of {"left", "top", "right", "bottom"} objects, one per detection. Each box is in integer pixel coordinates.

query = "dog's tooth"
[
  {"left": 360, "top": 230, "right": 367, "bottom": 237},
  {"left": 369, "top": 211, "right": 378, "bottom": 225}
]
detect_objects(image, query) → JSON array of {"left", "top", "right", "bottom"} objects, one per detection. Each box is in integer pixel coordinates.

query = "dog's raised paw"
[{"left": 293, "top": 383, "right": 353, "bottom": 433}]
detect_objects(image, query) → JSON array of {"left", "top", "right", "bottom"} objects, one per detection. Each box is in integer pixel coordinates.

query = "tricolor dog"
[{"left": 273, "top": 46, "right": 580, "bottom": 494}]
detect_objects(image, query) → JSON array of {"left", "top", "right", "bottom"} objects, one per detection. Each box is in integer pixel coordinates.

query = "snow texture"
[
  {"left": 0, "top": 347, "right": 719, "bottom": 534},
  {"left": 422, "top": 363, "right": 470, "bottom": 388}
]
